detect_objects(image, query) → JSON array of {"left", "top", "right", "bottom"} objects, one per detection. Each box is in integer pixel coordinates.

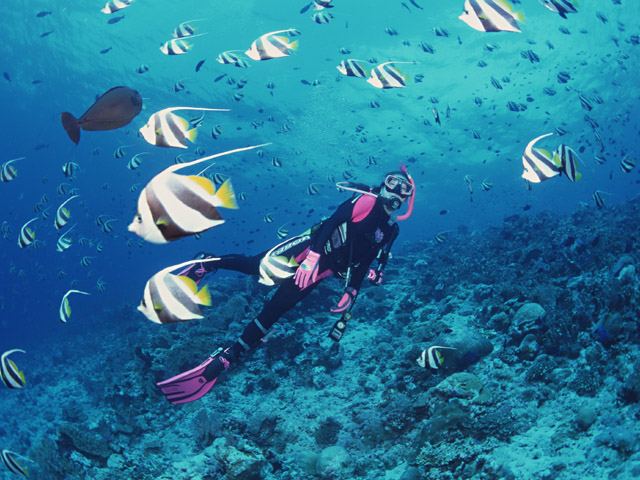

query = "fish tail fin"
[
  {"left": 61, "top": 112, "right": 80, "bottom": 145},
  {"left": 186, "top": 128, "right": 198, "bottom": 143},
  {"left": 289, "top": 40, "right": 299, "bottom": 50},
  {"left": 576, "top": 172, "right": 583, "bottom": 181},
  {"left": 514, "top": 10, "right": 525, "bottom": 22},
  {"left": 215, "top": 179, "right": 239, "bottom": 210},
  {"left": 196, "top": 285, "right": 212, "bottom": 306}
]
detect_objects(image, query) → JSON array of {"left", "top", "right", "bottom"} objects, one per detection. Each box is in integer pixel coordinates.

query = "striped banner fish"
[
  {"left": 138, "top": 258, "right": 221, "bottom": 324},
  {"left": 139, "top": 107, "right": 229, "bottom": 149},
  {"left": 336, "top": 59, "right": 370, "bottom": 78},
  {"left": 160, "top": 34, "right": 207, "bottom": 55},
  {"left": 1, "top": 157, "right": 25, "bottom": 182},
  {"left": 367, "top": 61, "right": 414, "bottom": 89},
  {"left": 417, "top": 345, "right": 457, "bottom": 370},
  {"left": 55, "top": 195, "right": 79, "bottom": 230},
  {"left": 459, "top": 0, "right": 523, "bottom": 33},
  {"left": 521, "top": 133, "right": 561, "bottom": 183},
  {"left": 129, "top": 143, "right": 270, "bottom": 244},
  {"left": 17, "top": 217, "right": 37, "bottom": 248},
  {"left": 59, "top": 289, "right": 91, "bottom": 323},
  {"left": 1, "top": 449, "right": 30, "bottom": 477},
  {"left": 1, "top": 349, "right": 26, "bottom": 389},
  {"left": 172, "top": 19, "right": 206, "bottom": 39},
  {"left": 56, "top": 224, "right": 76, "bottom": 252},
  {"left": 101, "top": 0, "right": 133, "bottom": 14},
  {"left": 245, "top": 29, "right": 299, "bottom": 61}
]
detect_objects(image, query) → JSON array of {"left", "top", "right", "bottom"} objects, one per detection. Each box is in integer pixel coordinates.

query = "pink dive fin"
[{"left": 156, "top": 357, "right": 217, "bottom": 404}]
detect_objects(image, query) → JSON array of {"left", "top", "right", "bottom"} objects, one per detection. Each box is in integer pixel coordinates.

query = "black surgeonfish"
[{"left": 61, "top": 86, "right": 142, "bottom": 144}]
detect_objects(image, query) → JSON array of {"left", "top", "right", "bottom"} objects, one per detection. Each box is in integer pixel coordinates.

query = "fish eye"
[
  {"left": 135, "top": 213, "right": 142, "bottom": 223},
  {"left": 141, "top": 299, "right": 146, "bottom": 307}
]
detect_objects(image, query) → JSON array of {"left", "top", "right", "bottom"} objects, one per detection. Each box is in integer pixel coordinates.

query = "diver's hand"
[
  {"left": 330, "top": 287, "right": 357, "bottom": 313},
  {"left": 368, "top": 268, "right": 383, "bottom": 286},
  {"left": 294, "top": 250, "right": 320, "bottom": 289}
]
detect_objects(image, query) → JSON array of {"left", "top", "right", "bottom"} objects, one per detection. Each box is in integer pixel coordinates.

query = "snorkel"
[{"left": 394, "top": 162, "right": 415, "bottom": 221}]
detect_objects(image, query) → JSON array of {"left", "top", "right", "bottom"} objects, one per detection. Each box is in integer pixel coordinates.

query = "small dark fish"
[
  {"left": 439, "top": 209, "right": 448, "bottom": 215},
  {"left": 100, "top": 47, "right": 112, "bottom": 54},
  {"left": 3, "top": 72, "right": 10, "bottom": 82},
  {"left": 409, "top": 0, "right": 424, "bottom": 10},
  {"left": 32, "top": 79, "right": 43, "bottom": 84},
  {"left": 107, "top": 15, "right": 125, "bottom": 25},
  {"left": 40, "top": 30, "right": 54, "bottom": 37},
  {"left": 195, "top": 59, "right": 205, "bottom": 72},
  {"left": 37, "top": 11, "right": 52, "bottom": 17},
  {"left": 34, "top": 143, "right": 49, "bottom": 150},
  {"left": 60, "top": 86, "right": 142, "bottom": 144},
  {"left": 300, "top": 3, "right": 312, "bottom": 14},
  {"left": 214, "top": 73, "right": 227, "bottom": 83}
]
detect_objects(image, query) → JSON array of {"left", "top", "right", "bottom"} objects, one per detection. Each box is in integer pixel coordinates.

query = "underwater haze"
[{"left": 1, "top": 0, "right": 640, "bottom": 479}]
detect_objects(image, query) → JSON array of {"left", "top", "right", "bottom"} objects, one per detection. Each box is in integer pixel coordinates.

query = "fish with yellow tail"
[
  {"left": 128, "top": 144, "right": 270, "bottom": 244},
  {"left": 417, "top": 345, "right": 457, "bottom": 370},
  {"left": 139, "top": 107, "right": 229, "bottom": 148},
  {"left": 138, "top": 258, "right": 222, "bottom": 324},
  {"left": 1, "top": 349, "right": 26, "bottom": 389},
  {"left": 245, "top": 29, "right": 299, "bottom": 61}
]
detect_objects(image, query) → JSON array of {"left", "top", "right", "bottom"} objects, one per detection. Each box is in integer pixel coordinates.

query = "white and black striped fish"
[
  {"left": 1, "top": 349, "right": 26, "bottom": 389},
  {"left": 592, "top": 190, "right": 606, "bottom": 209},
  {"left": 540, "top": 0, "right": 578, "bottom": 19},
  {"left": 459, "top": 0, "right": 523, "bottom": 33},
  {"left": 0, "top": 449, "right": 29, "bottom": 477},
  {"left": 245, "top": 29, "right": 299, "bottom": 61},
  {"left": 55, "top": 195, "right": 78, "bottom": 230},
  {"left": 336, "top": 59, "right": 369, "bottom": 78},
  {"left": 17, "top": 217, "right": 37, "bottom": 248},
  {"left": 1, "top": 157, "right": 25, "bottom": 182},
  {"left": 129, "top": 144, "right": 267, "bottom": 243},
  {"left": 59, "top": 289, "right": 90, "bottom": 323},
  {"left": 312, "top": 11, "right": 333, "bottom": 24},
  {"left": 554, "top": 144, "right": 582, "bottom": 182},
  {"left": 276, "top": 223, "right": 289, "bottom": 239},
  {"left": 62, "top": 161, "right": 79, "bottom": 179},
  {"left": 307, "top": 183, "right": 321, "bottom": 195},
  {"left": 367, "top": 61, "right": 413, "bottom": 89},
  {"left": 258, "top": 239, "right": 300, "bottom": 286},
  {"left": 56, "top": 224, "right": 76, "bottom": 252},
  {"left": 138, "top": 259, "right": 219, "bottom": 324},
  {"left": 127, "top": 152, "right": 149, "bottom": 170},
  {"left": 521, "top": 133, "right": 560, "bottom": 183},
  {"left": 101, "top": 0, "right": 133, "bottom": 14},
  {"left": 140, "top": 107, "right": 228, "bottom": 149},
  {"left": 620, "top": 156, "right": 636, "bottom": 173},
  {"left": 172, "top": 19, "right": 206, "bottom": 38},
  {"left": 216, "top": 50, "right": 244, "bottom": 65},
  {"left": 416, "top": 345, "right": 457, "bottom": 370},
  {"left": 160, "top": 35, "right": 206, "bottom": 55},
  {"left": 80, "top": 256, "right": 93, "bottom": 267}
]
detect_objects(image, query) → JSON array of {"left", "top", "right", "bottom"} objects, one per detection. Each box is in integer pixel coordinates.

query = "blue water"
[{"left": 1, "top": 0, "right": 639, "bottom": 477}]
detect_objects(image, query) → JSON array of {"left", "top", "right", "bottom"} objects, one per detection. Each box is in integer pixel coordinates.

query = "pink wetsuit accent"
[{"left": 351, "top": 194, "right": 376, "bottom": 223}]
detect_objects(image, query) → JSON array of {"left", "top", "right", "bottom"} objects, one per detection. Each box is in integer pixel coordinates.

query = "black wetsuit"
[{"left": 204, "top": 193, "right": 400, "bottom": 353}]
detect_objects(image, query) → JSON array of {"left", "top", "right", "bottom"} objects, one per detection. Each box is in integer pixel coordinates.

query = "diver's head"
[{"left": 379, "top": 168, "right": 415, "bottom": 218}]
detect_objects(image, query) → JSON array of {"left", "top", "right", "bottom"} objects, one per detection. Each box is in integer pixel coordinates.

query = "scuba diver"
[{"left": 156, "top": 165, "right": 416, "bottom": 404}]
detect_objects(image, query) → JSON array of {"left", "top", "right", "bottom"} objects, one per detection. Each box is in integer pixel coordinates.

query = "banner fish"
[
  {"left": 1, "top": 349, "right": 26, "bottom": 389},
  {"left": 139, "top": 107, "right": 228, "bottom": 149},
  {"left": 61, "top": 86, "right": 142, "bottom": 144},
  {"left": 138, "top": 259, "right": 221, "bottom": 324},
  {"left": 459, "top": 0, "right": 523, "bottom": 33},
  {"left": 129, "top": 144, "right": 269, "bottom": 243},
  {"left": 521, "top": 133, "right": 560, "bottom": 183},
  {"left": 245, "top": 29, "right": 299, "bottom": 61},
  {"left": 59, "top": 289, "right": 91, "bottom": 323}
]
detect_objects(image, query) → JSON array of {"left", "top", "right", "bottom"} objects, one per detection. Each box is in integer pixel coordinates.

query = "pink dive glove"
[
  {"left": 294, "top": 250, "right": 321, "bottom": 289},
  {"left": 330, "top": 287, "right": 357, "bottom": 313},
  {"left": 368, "top": 268, "right": 383, "bottom": 286}
]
